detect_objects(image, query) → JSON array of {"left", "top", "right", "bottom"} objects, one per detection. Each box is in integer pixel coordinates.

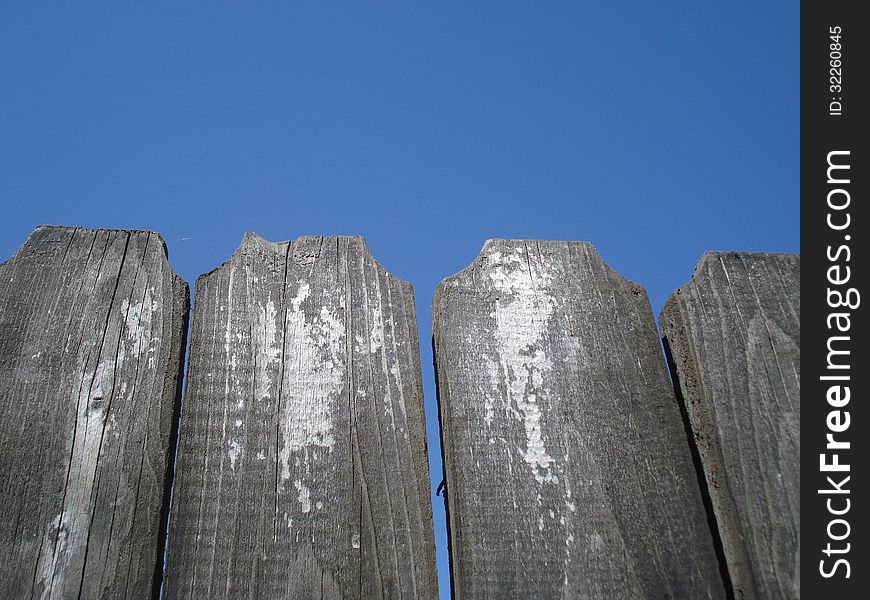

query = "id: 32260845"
[{"left": 829, "top": 26, "right": 843, "bottom": 116}]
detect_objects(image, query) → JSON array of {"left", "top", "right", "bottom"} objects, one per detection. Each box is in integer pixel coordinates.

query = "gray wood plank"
[
  {"left": 433, "top": 239, "right": 726, "bottom": 599},
  {"left": 0, "top": 225, "right": 189, "bottom": 599},
  {"left": 164, "top": 234, "right": 437, "bottom": 599},
  {"left": 660, "top": 252, "right": 800, "bottom": 599}
]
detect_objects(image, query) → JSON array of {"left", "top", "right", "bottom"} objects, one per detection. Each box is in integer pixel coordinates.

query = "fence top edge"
[
  {"left": 194, "top": 231, "right": 412, "bottom": 290},
  {"left": 432, "top": 238, "right": 648, "bottom": 306},
  {"left": 1, "top": 225, "right": 188, "bottom": 291},
  {"left": 660, "top": 250, "right": 800, "bottom": 322}
]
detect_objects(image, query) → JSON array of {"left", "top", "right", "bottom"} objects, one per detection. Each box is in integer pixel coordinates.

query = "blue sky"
[{"left": 1, "top": 3, "right": 798, "bottom": 596}]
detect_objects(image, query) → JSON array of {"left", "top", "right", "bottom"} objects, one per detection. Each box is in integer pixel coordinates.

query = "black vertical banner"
[{"left": 802, "top": 1, "right": 868, "bottom": 597}]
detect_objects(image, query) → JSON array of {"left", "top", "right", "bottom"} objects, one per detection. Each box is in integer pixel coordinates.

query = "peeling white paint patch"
[
  {"left": 228, "top": 440, "right": 240, "bottom": 472},
  {"left": 318, "top": 306, "right": 343, "bottom": 348},
  {"left": 294, "top": 480, "right": 312, "bottom": 513},
  {"left": 50, "top": 513, "right": 69, "bottom": 552},
  {"left": 248, "top": 292, "right": 282, "bottom": 468},
  {"left": 34, "top": 512, "right": 70, "bottom": 594},
  {"left": 484, "top": 247, "right": 557, "bottom": 484},
  {"left": 292, "top": 283, "right": 310, "bottom": 311},
  {"left": 121, "top": 288, "right": 160, "bottom": 368},
  {"left": 279, "top": 281, "right": 345, "bottom": 483},
  {"left": 590, "top": 532, "right": 604, "bottom": 552},
  {"left": 369, "top": 304, "right": 384, "bottom": 354}
]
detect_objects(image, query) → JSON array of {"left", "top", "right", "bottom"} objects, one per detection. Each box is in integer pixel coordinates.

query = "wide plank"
[
  {"left": 164, "top": 234, "right": 437, "bottom": 599},
  {"left": 433, "top": 239, "right": 725, "bottom": 599},
  {"left": 660, "top": 252, "right": 800, "bottom": 599},
  {"left": 0, "top": 225, "right": 189, "bottom": 599}
]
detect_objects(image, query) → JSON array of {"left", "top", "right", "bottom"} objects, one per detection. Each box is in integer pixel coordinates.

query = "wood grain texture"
[
  {"left": 433, "top": 239, "right": 725, "bottom": 599},
  {"left": 164, "top": 234, "right": 437, "bottom": 599},
  {"left": 0, "top": 225, "right": 189, "bottom": 599},
  {"left": 660, "top": 252, "right": 800, "bottom": 600}
]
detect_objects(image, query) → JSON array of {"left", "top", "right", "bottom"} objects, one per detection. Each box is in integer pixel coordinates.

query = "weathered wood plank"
[
  {"left": 433, "top": 239, "right": 726, "bottom": 599},
  {"left": 660, "top": 252, "right": 800, "bottom": 599},
  {"left": 0, "top": 225, "right": 189, "bottom": 599},
  {"left": 164, "top": 234, "right": 437, "bottom": 598}
]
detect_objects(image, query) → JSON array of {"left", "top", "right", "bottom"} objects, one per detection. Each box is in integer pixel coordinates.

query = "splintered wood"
[
  {"left": 164, "top": 234, "right": 437, "bottom": 598},
  {"left": 0, "top": 226, "right": 189, "bottom": 599},
  {"left": 660, "top": 252, "right": 800, "bottom": 599},
  {"left": 433, "top": 239, "right": 725, "bottom": 599}
]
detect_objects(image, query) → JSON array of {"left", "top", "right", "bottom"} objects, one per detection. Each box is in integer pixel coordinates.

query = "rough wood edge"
[
  {"left": 195, "top": 233, "right": 411, "bottom": 287},
  {"left": 434, "top": 238, "right": 649, "bottom": 301},
  {"left": 658, "top": 250, "right": 800, "bottom": 600},
  {"left": 2, "top": 225, "right": 187, "bottom": 286},
  {"left": 659, "top": 286, "right": 738, "bottom": 599}
]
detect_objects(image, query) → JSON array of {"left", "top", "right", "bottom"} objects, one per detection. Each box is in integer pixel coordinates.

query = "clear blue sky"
[{"left": 1, "top": 3, "right": 798, "bottom": 596}]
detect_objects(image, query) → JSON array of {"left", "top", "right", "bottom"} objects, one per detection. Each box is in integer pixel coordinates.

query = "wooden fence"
[{"left": 0, "top": 226, "right": 799, "bottom": 599}]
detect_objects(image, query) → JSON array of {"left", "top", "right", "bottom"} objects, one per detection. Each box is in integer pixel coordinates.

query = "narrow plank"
[
  {"left": 164, "top": 234, "right": 437, "bottom": 599},
  {"left": 0, "top": 225, "right": 189, "bottom": 599},
  {"left": 660, "top": 252, "right": 800, "bottom": 599},
  {"left": 433, "top": 239, "right": 726, "bottom": 599}
]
